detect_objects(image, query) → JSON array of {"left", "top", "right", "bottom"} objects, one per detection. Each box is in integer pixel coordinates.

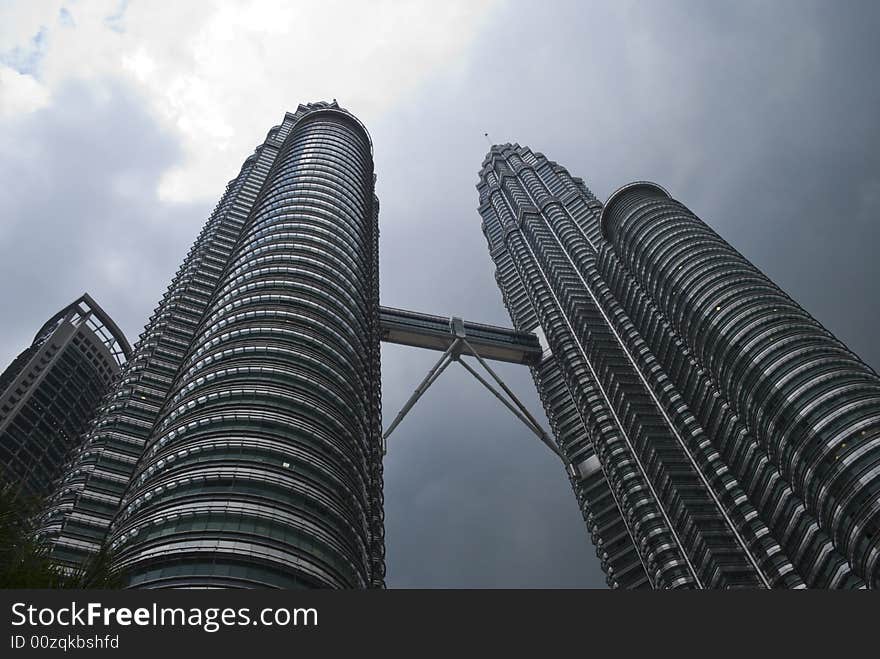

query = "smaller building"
[{"left": 0, "top": 294, "right": 130, "bottom": 500}]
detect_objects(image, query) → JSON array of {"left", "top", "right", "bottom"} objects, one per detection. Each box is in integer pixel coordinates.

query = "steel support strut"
[
  {"left": 456, "top": 356, "right": 562, "bottom": 459},
  {"left": 459, "top": 338, "right": 560, "bottom": 457},
  {"left": 382, "top": 339, "right": 460, "bottom": 452},
  {"left": 381, "top": 324, "right": 562, "bottom": 461}
]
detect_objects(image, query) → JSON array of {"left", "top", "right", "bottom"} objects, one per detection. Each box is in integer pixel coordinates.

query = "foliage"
[{"left": 0, "top": 482, "right": 123, "bottom": 588}]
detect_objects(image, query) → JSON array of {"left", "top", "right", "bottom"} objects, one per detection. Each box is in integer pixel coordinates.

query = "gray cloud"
[
  {"left": 2, "top": 0, "right": 879, "bottom": 588},
  {"left": 0, "top": 80, "right": 211, "bottom": 353}
]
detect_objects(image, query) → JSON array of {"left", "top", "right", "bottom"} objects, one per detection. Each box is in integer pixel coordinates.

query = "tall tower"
[
  {"left": 477, "top": 144, "right": 880, "bottom": 588},
  {"left": 0, "top": 294, "right": 130, "bottom": 500},
  {"left": 41, "top": 102, "right": 385, "bottom": 588}
]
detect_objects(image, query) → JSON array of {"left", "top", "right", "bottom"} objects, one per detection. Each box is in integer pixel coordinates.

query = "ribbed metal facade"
[
  {"left": 0, "top": 294, "right": 130, "bottom": 500},
  {"left": 478, "top": 144, "right": 880, "bottom": 588},
  {"left": 40, "top": 113, "right": 286, "bottom": 570},
  {"left": 600, "top": 182, "right": 880, "bottom": 587},
  {"left": 42, "top": 102, "right": 385, "bottom": 588}
]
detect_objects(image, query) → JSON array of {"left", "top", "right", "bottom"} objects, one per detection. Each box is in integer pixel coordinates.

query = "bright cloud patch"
[
  {"left": 0, "top": 0, "right": 498, "bottom": 201},
  {"left": 0, "top": 64, "right": 50, "bottom": 116}
]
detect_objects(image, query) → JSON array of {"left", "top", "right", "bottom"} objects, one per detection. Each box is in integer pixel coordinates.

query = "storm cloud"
[{"left": 2, "top": 0, "right": 879, "bottom": 587}]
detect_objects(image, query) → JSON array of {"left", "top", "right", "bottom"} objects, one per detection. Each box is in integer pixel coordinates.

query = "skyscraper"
[
  {"left": 477, "top": 144, "right": 880, "bottom": 589},
  {"left": 32, "top": 109, "right": 879, "bottom": 589},
  {"left": 0, "top": 294, "right": 130, "bottom": 500},
  {"left": 41, "top": 102, "right": 385, "bottom": 588}
]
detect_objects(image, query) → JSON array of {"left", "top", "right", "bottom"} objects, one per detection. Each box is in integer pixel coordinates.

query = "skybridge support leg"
[
  {"left": 381, "top": 331, "right": 562, "bottom": 461},
  {"left": 382, "top": 339, "right": 460, "bottom": 453},
  {"left": 458, "top": 338, "right": 561, "bottom": 458},
  {"left": 456, "top": 357, "right": 563, "bottom": 460}
]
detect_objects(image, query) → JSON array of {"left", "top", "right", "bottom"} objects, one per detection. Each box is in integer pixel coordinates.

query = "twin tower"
[{"left": 22, "top": 101, "right": 880, "bottom": 588}]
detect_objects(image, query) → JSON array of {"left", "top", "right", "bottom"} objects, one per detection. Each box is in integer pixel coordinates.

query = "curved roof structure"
[
  {"left": 599, "top": 180, "right": 671, "bottom": 240},
  {"left": 36, "top": 293, "right": 131, "bottom": 366}
]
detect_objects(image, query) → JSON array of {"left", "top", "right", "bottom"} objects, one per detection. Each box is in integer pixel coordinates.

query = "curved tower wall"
[
  {"left": 477, "top": 146, "right": 777, "bottom": 589},
  {"left": 601, "top": 184, "right": 880, "bottom": 587},
  {"left": 109, "top": 108, "right": 384, "bottom": 588},
  {"left": 477, "top": 143, "right": 877, "bottom": 588},
  {"left": 40, "top": 118, "right": 286, "bottom": 570}
]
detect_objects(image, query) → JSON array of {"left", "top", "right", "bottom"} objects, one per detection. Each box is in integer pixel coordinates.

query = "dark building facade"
[
  {"left": 477, "top": 144, "right": 880, "bottom": 589},
  {"left": 0, "top": 294, "right": 130, "bottom": 500},
  {"left": 41, "top": 102, "right": 385, "bottom": 588}
]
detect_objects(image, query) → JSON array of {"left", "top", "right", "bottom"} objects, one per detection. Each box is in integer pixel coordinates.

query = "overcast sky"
[{"left": 2, "top": 0, "right": 879, "bottom": 588}]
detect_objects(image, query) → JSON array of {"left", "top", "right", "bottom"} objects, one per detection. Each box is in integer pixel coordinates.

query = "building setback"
[
  {"left": 0, "top": 294, "right": 130, "bottom": 500},
  {"left": 477, "top": 144, "right": 880, "bottom": 589},
  {"left": 41, "top": 102, "right": 385, "bottom": 588}
]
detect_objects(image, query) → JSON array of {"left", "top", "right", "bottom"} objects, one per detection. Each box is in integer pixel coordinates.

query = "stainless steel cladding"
[
  {"left": 600, "top": 183, "right": 880, "bottom": 588},
  {"left": 42, "top": 102, "right": 384, "bottom": 589},
  {"left": 478, "top": 144, "right": 880, "bottom": 588},
  {"left": 108, "top": 105, "right": 384, "bottom": 588}
]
